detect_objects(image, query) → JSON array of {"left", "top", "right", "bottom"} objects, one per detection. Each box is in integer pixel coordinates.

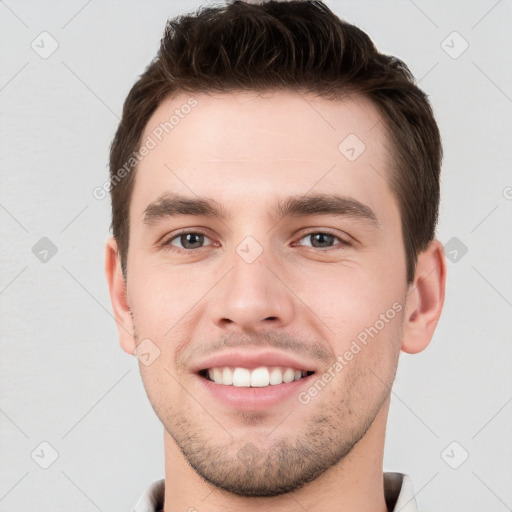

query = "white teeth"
[
  {"left": 222, "top": 367, "right": 233, "bottom": 385},
  {"left": 232, "top": 367, "right": 251, "bottom": 387},
  {"left": 213, "top": 368, "right": 223, "bottom": 384},
  {"left": 204, "top": 366, "right": 311, "bottom": 387},
  {"left": 269, "top": 367, "right": 283, "bottom": 385},
  {"left": 282, "top": 368, "right": 295, "bottom": 383},
  {"left": 250, "top": 367, "right": 270, "bottom": 387}
]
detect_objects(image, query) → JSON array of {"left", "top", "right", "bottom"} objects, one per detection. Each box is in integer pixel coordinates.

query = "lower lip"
[{"left": 196, "top": 374, "right": 315, "bottom": 411}]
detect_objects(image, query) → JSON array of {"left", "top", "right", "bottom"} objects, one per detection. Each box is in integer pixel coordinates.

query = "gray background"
[{"left": 1, "top": 0, "right": 511, "bottom": 510}]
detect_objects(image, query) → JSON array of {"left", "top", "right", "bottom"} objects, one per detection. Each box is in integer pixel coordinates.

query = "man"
[{"left": 105, "top": 1, "right": 446, "bottom": 510}]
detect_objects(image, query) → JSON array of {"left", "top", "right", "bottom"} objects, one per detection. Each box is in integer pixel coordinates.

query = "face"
[{"left": 124, "top": 90, "right": 407, "bottom": 496}]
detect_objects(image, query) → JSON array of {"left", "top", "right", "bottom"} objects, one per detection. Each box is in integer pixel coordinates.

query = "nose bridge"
[{"left": 209, "top": 239, "right": 294, "bottom": 329}]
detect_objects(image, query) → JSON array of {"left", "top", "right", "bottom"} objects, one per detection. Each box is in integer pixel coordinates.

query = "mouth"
[{"left": 198, "top": 366, "right": 316, "bottom": 387}]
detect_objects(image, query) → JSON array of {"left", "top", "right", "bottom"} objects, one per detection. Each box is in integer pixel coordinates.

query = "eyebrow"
[{"left": 142, "top": 192, "right": 379, "bottom": 228}]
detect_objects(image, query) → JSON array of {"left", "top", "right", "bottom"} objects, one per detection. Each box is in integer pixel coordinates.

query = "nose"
[{"left": 208, "top": 251, "right": 295, "bottom": 332}]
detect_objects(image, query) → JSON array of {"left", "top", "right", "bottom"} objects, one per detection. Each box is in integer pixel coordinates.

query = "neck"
[{"left": 162, "top": 402, "right": 390, "bottom": 512}]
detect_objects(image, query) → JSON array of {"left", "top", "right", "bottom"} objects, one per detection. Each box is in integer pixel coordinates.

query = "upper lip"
[{"left": 191, "top": 349, "right": 318, "bottom": 373}]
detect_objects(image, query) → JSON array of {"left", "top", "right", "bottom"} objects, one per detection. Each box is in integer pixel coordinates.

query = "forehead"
[
  {"left": 131, "top": 90, "right": 395, "bottom": 224},
  {"left": 141, "top": 89, "right": 387, "bottom": 161}
]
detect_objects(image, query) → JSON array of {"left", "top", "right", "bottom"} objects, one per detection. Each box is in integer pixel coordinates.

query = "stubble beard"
[
  {"left": 133, "top": 316, "right": 400, "bottom": 497},
  {"left": 159, "top": 372, "right": 393, "bottom": 497}
]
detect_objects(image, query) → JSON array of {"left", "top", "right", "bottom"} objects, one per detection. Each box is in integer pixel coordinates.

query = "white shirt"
[{"left": 132, "top": 472, "right": 419, "bottom": 512}]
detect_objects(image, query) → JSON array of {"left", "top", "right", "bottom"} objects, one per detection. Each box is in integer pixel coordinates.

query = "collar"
[{"left": 132, "top": 472, "right": 419, "bottom": 512}]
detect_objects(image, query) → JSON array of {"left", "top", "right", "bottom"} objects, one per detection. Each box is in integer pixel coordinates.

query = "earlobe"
[
  {"left": 104, "top": 237, "right": 136, "bottom": 355},
  {"left": 401, "top": 239, "right": 447, "bottom": 354}
]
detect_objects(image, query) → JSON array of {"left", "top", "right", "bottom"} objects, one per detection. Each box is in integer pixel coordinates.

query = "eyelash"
[{"left": 159, "top": 229, "right": 352, "bottom": 253}]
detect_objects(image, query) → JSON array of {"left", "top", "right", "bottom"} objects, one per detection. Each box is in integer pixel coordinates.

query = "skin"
[{"left": 105, "top": 90, "right": 446, "bottom": 512}]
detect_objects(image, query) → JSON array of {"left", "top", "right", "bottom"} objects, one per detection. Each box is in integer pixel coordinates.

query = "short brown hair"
[{"left": 109, "top": 0, "right": 442, "bottom": 284}]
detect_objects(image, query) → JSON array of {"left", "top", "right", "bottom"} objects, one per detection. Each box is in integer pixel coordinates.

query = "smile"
[{"left": 199, "top": 366, "right": 315, "bottom": 388}]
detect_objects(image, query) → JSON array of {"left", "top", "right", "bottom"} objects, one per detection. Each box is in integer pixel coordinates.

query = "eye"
[
  {"left": 295, "top": 231, "right": 350, "bottom": 249},
  {"left": 162, "top": 231, "right": 214, "bottom": 251}
]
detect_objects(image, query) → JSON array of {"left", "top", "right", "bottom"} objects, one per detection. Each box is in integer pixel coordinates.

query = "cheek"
[
  {"left": 290, "top": 260, "right": 404, "bottom": 339},
  {"left": 128, "top": 260, "right": 210, "bottom": 339},
  {"left": 291, "top": 261, "right": 405, "bottom": 391},
  {"left": 139, "top": 359, "right": 185, "bottom": 427}
]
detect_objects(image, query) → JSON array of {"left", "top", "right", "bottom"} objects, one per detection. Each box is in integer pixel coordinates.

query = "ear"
[
  {"left": 402, "top": 239, "right": 447, "bottom": 354},
  {"left": 104, "top": 236, "right": 136, "bottom": 355}
]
